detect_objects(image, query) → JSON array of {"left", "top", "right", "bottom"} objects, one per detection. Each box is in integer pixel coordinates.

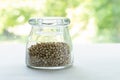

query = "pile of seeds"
[{"left": 28, "top": 42, "right": 71, "bottom": 67}]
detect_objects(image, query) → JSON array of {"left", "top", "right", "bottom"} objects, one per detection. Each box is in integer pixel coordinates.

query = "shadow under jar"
[{"left": 26, "top": 17, "right": 73, "bottom": 69}]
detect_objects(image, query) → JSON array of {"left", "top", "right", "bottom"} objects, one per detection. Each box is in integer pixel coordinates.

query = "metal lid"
[{"left": 28, "top": 17, "right": 70, "bottom": 27}]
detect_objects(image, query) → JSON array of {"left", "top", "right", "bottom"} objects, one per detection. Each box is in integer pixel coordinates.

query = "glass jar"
[{"left": 26, "top": 17, "right": 73, "bottom": 69}]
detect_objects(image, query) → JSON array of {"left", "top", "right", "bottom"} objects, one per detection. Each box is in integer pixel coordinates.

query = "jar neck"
[
  {"left": 32, "top": 25, "right": 67, "bottom": 32},
  {"left": 30, "top": 26, "right": 69, "bottom": 39}
]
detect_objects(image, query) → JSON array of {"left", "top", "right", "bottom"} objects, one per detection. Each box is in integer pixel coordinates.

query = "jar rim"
[{"left": 28, "top": 17, "right": 70, "bottom": 27}]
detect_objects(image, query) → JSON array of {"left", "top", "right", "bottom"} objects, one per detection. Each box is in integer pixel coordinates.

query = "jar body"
[{"left": 26, "top": 18, "right": 73, "bottom": 69}]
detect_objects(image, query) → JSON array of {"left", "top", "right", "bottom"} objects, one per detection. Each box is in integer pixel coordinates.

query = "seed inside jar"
[{"left": 28, "top": 42, "right": 71, "bottom": 67}]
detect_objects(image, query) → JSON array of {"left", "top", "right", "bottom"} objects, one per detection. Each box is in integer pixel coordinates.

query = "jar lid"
[{"left": 28, "top": 17, "right": 70, "bottom": 27}]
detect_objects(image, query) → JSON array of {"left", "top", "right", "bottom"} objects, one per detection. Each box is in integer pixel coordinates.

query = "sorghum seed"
[{"left": 28, "top": 42, "right": 71, "bottom": 67}]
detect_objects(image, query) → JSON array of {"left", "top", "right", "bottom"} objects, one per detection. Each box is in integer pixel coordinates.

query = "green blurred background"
[{"left": 0, "top": 0, "right": 120, "bottom": 43}]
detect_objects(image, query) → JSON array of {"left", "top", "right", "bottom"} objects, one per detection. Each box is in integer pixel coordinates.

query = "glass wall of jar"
[{"left": 26, "top": 17, "right": 73, "bottom": 69}]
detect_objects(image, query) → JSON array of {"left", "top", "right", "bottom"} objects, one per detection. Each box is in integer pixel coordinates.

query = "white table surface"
[{"left": 0, "top": 43, "right": 120, "bottom": 80}]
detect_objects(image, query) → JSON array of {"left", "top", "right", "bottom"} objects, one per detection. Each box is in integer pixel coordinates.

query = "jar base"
[{"left": 26, "top": 64, "right": 72, "bottom": 70}]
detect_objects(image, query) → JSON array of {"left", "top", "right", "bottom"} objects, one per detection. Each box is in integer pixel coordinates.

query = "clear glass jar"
[{"left": 26, "top": 17, "right": 73, "bottom": 69}]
